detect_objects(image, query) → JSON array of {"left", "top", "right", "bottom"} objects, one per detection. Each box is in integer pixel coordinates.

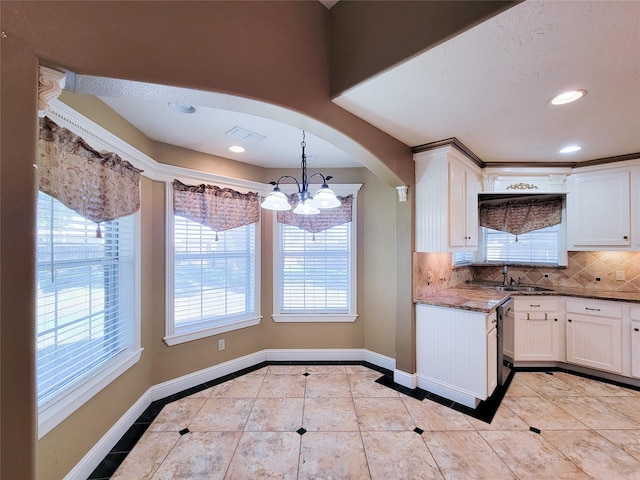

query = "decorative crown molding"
[{"left": 38, "top": 66, "right": 66, "bottom": 117}]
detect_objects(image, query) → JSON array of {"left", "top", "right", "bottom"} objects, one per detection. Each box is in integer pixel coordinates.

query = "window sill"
[
  {"left": 272, "top": 314, "right": 358, "bottom": 323},
  {"left": 38, "top": 347, "right": 143, "bottom": 439},
  {"left": 164, "top": 316, "right": 262, "bottom": 346}
]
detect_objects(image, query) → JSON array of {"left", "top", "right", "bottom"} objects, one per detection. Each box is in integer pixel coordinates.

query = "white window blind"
[
  {"left": 36, "top": 191, "right": 136, "bottom": 407},
  {"left": 172, "top": 216, "right": 256, "bottom": 334},
  {"left": 278, "top": 223, "right": 351, "bottom": 314},
  {"left": 453, "top": 251, "right": 474, "bottom": 266},
  {"left": 482, "top": 225, "right": 560, "bottom": 265}
]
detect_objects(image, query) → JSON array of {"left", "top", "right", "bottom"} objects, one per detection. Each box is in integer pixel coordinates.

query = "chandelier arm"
[
  {"left": 307, "top": 172, "right": 328, "bottom": 186},
  {"left": 274, "top": 175, "right": 302, "bottom": 192}
]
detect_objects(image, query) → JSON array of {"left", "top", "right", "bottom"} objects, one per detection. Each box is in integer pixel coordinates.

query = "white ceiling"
[
  {"left": 99, "top": 96, "right": 360, "bottom": 169},
  {"left": 335, "top": 0, "right": 640, "bottom": 164},
  {"left": 97, "top": 0, "right": 640, "bottom": 169}
]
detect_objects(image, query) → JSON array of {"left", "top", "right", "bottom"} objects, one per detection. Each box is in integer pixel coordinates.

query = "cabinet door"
[
  {"left": 569, "top": 170, "right": 631, "bottom": 247},
  {"left": 449, "top": 160, "right": 478, "bottom": 249},
  {"left": 514, "top": 312, "right": 558, "bottom": 361},
  {"left": 465, "top": 170, "right": 479, "bottom": 248},
  {"left": 632, "top": 322, "right": 640, "bottom": 379},
  {"left": 566, "top": 314, "right": 622, "bottom": 373},
  {"left": 448, "top": 160, "right": 467, "bottom": 248}
]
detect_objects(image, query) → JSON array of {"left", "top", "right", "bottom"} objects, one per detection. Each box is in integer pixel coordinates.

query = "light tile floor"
[{"left": 111, "top": 366, "right": 640, "bottom": 479}]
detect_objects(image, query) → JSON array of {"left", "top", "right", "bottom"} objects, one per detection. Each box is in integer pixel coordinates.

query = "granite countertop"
[{"left": 414, "top": 282, "right": 640, "bottom": 314}]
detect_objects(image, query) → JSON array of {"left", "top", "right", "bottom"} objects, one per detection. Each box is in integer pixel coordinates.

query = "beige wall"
[
  {"left": 0, "top": 3, "right": 419, "bottom": 478},
  {"left": 29, "top": 93, "right": 399, "bottom": 478}
]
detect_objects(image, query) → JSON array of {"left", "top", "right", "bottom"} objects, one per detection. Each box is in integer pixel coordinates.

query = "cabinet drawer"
[
  {"left": 514, "top": 298, "right": 557, "bottom": 312},
  {"left": 566, "top": 300, "right": 622, "bottom": 319},
  {"left": 631, "top": 307, "right": 640, "bottom": 321}
]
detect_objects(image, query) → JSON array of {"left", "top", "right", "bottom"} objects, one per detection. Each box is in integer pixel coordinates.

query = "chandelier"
[{"left": 260, "top": 131, "right": 341, "bottom": 215}]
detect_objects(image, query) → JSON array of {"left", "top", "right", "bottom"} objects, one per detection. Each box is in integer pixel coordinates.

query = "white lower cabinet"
[
  {"left": 632, "top": 322, "right": 640, "bottom": 379},
  {"left": 632, "top": 307, "right": 640, "bottom": 378},
  {"left": 416, "top": 304, "right": 497, "bottom": 408},
  {"left": 566, "top": 299, "right": 623, "bottom": 374},
  {"left": 513, "top": 298, "right": 562, "bottom": 362}
]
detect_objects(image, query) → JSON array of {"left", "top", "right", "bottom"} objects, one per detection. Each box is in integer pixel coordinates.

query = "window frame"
[
  {"left": 164, "top": 180, "right": 262, "bottom": 346},
  {"left": 36, "top": 194, "right": 142, "bottom": 439},
  {"left": 271, "top": 184, "right": 360, "bottom": 323}
]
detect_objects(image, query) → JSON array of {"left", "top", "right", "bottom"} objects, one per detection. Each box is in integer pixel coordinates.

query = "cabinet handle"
[
  {"left": 635, "top": 328, "right": 639, "bottom": 332},
  {"left": 530, "top": 304, "right": 541, "bottom": 308},
  {"left": 585, "top": 307, "right": 601, "bottom": 311},
  {"left": 623, "top": 236, "right": 629, "bottom": 240},
  {"left": 554, "top": 318, "right": 558, "bottom": 322},
  {"left": 568, "top": 319, "right": 573, "bottom": 322}
]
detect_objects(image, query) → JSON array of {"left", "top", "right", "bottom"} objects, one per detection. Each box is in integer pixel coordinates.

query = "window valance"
[
  {"left": 479, "top": 197, "right": 562, "bottom": 240},
  {"left": 37, "top": 117, "right": 143, "bottom": 225},
  {"left": 172, "top": 180, "right": 260, "bottom": 236},
  {"left": 277, "top": 194, "right": 353, "bottom": 233}
]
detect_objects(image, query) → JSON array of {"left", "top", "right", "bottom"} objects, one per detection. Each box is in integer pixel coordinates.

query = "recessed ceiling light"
[
  {"left": 228, "top": 145, "right": 245, "bottom": 153},
  {"left": 559, "top": 145, "right": 581, "bottom": 154},
  {"left": 168, "top": 102, "right": 196, "bottom": 114},
  {"left": 550, "top": 89, "right": 587, "bottom": 105}
]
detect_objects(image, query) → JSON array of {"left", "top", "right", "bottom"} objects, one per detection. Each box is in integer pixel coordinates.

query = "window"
[
  {"left": 453, "top": 251, "right": 474, "bottom": 266},
  {"left": 480, "top": 224, "right": 565, "bottom": 265},
  {"left": 273, "top": 221, "right": 357, "bottom": 322},
  {"left": 165, "top": 199, "right": 259, "bottom": 345},
  {"left": 36, "top": 191, "right": 140, "bottom": 434}
]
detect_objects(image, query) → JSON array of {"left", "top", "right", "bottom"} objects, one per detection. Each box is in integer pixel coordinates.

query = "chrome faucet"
[{"left": 502, "top": 265, "right": 509, "bottom": 285}]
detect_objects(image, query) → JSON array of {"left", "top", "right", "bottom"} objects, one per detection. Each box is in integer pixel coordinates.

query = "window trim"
[
  {"left": 164, "top": 180, "right": 262, "bottom": 346},
  {"left": 271, "top": 184, "right": 361, "bottom": 323},
  {"left": 37, "top": 208, "right": 143, "bottom": 439}
]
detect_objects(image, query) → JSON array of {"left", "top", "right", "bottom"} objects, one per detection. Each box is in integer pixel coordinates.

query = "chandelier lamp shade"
[{"left": 260, "top": 131, "right": 341, "bottom": 215}]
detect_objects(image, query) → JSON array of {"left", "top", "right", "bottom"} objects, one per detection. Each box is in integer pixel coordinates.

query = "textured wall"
[
  {"left": 473, "top": 251, "right": 640, "bottom": 293},
  {"left": 414, "top": 251, "right": 640, "bottom": 299}
]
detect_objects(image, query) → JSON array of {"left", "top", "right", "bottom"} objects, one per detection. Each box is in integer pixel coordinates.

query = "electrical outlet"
[
  {"left": 616, "top": 270, "right": 626, "bottom": 281},
  {"left": 218, "top": 339, "right": 225, "bottom": 351}
]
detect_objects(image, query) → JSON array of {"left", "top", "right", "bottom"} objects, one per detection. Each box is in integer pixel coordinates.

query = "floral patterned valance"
[
  {"left": 479, "top": 197, "right": 562, "bottom": 239},
  {"left": 173, "top": 180, "right": 260, "bottom": 235},
  {"left": 37, "top": 117, "right": 143, "bottom": 224},
  {"left": 277, "top": 195, "right": 353, "bottom": 233}
]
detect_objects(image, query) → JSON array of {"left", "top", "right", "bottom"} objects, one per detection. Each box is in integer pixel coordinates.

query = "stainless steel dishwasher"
[{"left": 496, "top": 298, "right": 513, "bottom": 386}]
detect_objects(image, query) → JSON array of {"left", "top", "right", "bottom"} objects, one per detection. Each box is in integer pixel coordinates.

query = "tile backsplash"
[{"left": 414, "top": 251, "right": 640, "bottom": 299}]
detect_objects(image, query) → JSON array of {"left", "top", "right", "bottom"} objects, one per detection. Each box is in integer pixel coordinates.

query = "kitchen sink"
[{"left": 495, "top": 286, "right": 554, "bottom": 292}]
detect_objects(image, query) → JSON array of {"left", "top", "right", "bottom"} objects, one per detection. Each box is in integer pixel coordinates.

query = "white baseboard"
[
  {"left": 149, "top": 350, "right": 267, "bottom": 401},
  {"left": 393, "top": 369, "right": 417, "bottom": 389},
  {"left": 417, "top": 374, "right": 480, "bottom": 408},
  {"left": 364, "top": 349, "right": 396, "bottom": 372},
  {"left": 265, "top": 348, "right": 364, "bottom": 362},
  {"left": 63, "top": 391, "right": 152, "bottom": 480},
  {"left": 64, "top": 348, "right": 394, "bottom": 480}
]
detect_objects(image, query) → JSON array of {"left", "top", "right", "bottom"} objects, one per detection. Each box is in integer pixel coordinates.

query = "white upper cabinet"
[
  {"left": 567, "top": 165, "right": 639, "bottom": 250},
  {"left": 414, "top": 146, "right": 480, "bottom": 252},
  {"left": 448, "top": 158, "right": 479, "bottom": 249}
]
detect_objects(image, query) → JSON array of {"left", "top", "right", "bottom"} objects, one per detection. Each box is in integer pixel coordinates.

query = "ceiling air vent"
[{"left": 225, "top": 126, "right": 266, "bottom": 144}]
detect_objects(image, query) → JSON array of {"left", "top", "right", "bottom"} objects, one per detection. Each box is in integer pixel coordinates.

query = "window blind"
[
  {"left": 278, "top": 223, "right": 350, "bottom": 314},
  {"left": 482, "top": 225, "right": 560, "bottom": 265},
  {"left": 36, "top": 191, "right": 135, "bottom": 406},
  {"left": 173, "top": 215, "right": 256, "bottom": 332}
]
